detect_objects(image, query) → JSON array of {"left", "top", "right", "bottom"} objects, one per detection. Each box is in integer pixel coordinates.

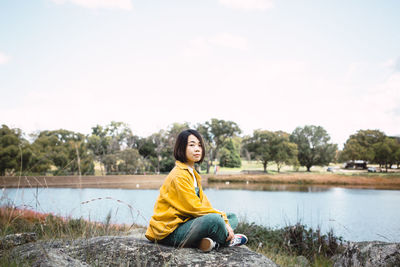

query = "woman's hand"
[{"left": 225, "top": 224, "right": 234, "bottom": 242}]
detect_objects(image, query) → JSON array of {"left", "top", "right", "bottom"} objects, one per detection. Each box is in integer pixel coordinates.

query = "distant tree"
[
  {"left": 341, "top": 129, "right": 386, "bottom": 163},
  {"left": 242, "top": 130, "right": 274, "bottom": 173},
  {"left": 117, "top": 148, "right": 143, "bottom": 174},
  {"left": 394, "top": 137, "right": 400, "bottom": 168},
  {"left": 372, "top": 137, "right": 399, "bottom": 171},
  {"left": 135, "top": 130, "right": 167, "bottom": 173},
  {"left": 0, "top": 125, "right": 32, "bottom": 176},
  {"left": 204, "top": 118, "right": 241, "bottom": 173},
  {"left": 219, "top": 139, "right": 241, "bottom": 168},
  {"left": 270, "top": 131, "right": 298, "bottom": 173},
  {"left": 87, "top": 121, "right": 133, "bottom": 174},
  {"left": 290, "top": 125, "right": 337, "bottom": 172},
  {"left": 196, "top": 123, "right": 214, "bottom": 173},
  {"left": 31, "top": 129, "right": 94, "bottom": 175},
  {"left": 160, "top": 123, "right": 191, "bottom": 172}
]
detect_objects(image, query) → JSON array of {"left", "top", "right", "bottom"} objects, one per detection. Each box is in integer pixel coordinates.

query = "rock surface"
[
  {"left": 333, "top": 241, "right": 400, "bottom": 267},
  {"left": 0, "top": 232, "right": 37, "bottom": 249},
  {"left": 6, "top": 229, "right": 278, "bottom": 266}
]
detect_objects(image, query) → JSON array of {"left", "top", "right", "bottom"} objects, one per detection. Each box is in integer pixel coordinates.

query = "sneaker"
[
  {"left": 229, "top": 234, "right": 248, "bottom": 247},
  {"left": 199, "top": 237, "right": 216, "bottom": 252}
]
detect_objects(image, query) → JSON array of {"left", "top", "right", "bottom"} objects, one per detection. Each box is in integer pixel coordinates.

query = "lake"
[{"left": 1, "top": 185, "right": 399, "bottom": 242}]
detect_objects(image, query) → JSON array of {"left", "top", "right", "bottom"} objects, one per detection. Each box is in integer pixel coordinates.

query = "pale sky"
[{"left": 1, "top": 0, "right": 399, "bottom": 148}]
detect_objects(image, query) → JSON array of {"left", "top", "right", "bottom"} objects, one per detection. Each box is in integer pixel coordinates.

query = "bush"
[{"left": 235, "top": 221, "right": 344, "bottom": 263}]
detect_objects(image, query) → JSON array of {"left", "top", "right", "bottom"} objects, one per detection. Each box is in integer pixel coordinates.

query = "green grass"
[{"left": 235, "top": 221, "right": 344, "bottom": 267}]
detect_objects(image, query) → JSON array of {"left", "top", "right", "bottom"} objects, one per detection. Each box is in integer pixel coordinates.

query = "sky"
[{"left": 1, "top": 0, "right": 400, "bottom": 148}]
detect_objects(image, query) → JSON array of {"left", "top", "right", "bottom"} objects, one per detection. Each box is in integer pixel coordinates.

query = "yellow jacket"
[{"left": 145, "top": 161, "right": 229, "bottom": 241}]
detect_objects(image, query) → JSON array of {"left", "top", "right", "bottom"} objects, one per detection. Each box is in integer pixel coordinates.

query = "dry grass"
[
  {"left": 207, "top": 172, "right": 400, "bottom": 189},
  {"left": 2, "top": 171, "right": 400, "bottom": 190},
  {"left": 0, "top": 206, "right": 132, "bottom": 239},
  {"left": 0, "top": 175, "right": 166, "bottom": 189}
]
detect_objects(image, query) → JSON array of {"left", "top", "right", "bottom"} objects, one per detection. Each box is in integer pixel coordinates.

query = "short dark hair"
[{"left": 174, "top": 129, "right": 205, "bottom": 164}]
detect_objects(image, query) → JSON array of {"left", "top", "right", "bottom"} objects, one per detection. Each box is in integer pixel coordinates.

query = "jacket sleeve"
[{"left": 168, "top": 174, "right": 229, "bottom": 224}]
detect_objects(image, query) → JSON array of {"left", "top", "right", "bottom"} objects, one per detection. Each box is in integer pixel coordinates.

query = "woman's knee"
[
  {"left": 202, "top": 213, "right": 226, "bottom": 232},
  {"left": 204, "top": 213, "right": 225, "bottom": 224}
]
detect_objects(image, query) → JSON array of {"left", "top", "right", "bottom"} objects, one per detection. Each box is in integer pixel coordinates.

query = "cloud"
[
  {"left": 183, "top": 33, "right": 249, "bottom": 59},
  {"left": 218, "top": 0, "right": 274, "bottom": 10},
  {"left": 209, "top": 33, "right": 249, "bottom": 51},
  {"left": 0, "top": 52, "right": 10, "bottom": 65},
  {"left": 50, "top": 0, "right": 133, "bottom": 10}
]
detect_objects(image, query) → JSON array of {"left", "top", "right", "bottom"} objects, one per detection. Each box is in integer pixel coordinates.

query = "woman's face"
[{"left": 186, "top": 134, "right": 202, "bottom": 166}]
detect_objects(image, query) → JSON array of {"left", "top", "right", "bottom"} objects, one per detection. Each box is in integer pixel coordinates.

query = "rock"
[
  {"left": 7, "top": 233, "right": 278, "bottom": 266},
  {"left": 0, "top": 232, "right": 37, "bottom": 249},
  {"left": 332, "top": 241, "right": 400, "bottom": 267}
]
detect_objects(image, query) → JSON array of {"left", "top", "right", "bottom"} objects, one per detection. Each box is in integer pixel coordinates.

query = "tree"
[
  {"left": 219, "top": 139, "right": 241, "bottom": 168},
  {"left": 196, "top": 123, "right": 214, "bottom": 173},
  {"left": 290, "top": 125, "right": 337, "bottom": 172},
  {"left": 136, "top": 130, "right": 167, "bottom": 174},
  {"left": 270, "top": 131, "right": 298, "bottom": 173},
  {"left": 372, "top": 137, "right": 399, "bottom": 171},
  {"left": 161, "top": 123, "right": 191, "bottom": 172},
  {"left": 0, "top": 125, "right": 32, "bottom": 176},
  {"left": 117, "top": 148, "right": 143, "bottom": 174},
  {"left": 204, "top": 118, "right": 241, "bottom": 173},
  {"left": 341, "top": 129, "right": 386, "bottom": 162},
  {"left": 87, "top": 121, "right": 134, "bottom": 174},
  {"left": 31, "top": 129, "right": 94, "bottom": 175},
  {"left": 242, "top": 130, "right": 274, "bottom": 172}
]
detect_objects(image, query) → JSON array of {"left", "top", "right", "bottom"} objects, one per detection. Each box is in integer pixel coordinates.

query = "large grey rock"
[
  {"left": 333, "top": 241, "right": 400, "bottom": 267},
  {"left": 8, "top": 233, "right": 278, "bottom": 266}
]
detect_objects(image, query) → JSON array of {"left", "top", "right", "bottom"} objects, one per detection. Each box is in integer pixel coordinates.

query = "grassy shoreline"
[
  {"left": 207, "top": 172, "right": 400, "bottom": 189},
  {"left": 2, "top": 172, "right": 400, "bottom": 190}
]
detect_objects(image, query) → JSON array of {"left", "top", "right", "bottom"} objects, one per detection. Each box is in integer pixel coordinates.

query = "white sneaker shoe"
[
  {"left": 229, "top": 234, "right": 248, "bottom": 247},
  {"left": 199, "top": 237, "right": 216, "bottom": 252}
]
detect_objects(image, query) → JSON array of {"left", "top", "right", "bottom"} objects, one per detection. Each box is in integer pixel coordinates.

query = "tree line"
[{"left": 1, "top": 119, "right": 399, "bottom": 176}]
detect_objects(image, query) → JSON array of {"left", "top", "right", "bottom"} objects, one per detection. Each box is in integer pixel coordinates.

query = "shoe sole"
[{"left": 199, "top": 238, "right": 213, "bottom": 252}]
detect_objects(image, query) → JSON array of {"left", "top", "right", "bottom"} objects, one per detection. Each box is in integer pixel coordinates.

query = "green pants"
[{"left": 159, "top": 213, "right": 238, "bottom": 248}]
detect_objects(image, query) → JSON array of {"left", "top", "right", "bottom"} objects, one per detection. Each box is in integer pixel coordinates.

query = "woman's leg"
[
  {"left": 160, "top": 213, "right": 235, "bottom": 248},
  {"left": 227, "top": 213, "right": 238, "bottom": 230}
]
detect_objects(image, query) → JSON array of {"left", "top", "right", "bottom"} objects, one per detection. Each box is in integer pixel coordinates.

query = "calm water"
[{"left": 1, "top": 186, "right": 399, "bottom": 242}]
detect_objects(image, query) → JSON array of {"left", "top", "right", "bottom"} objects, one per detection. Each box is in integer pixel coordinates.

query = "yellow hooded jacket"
[{"left": 145, "top": 161, "right": 229, "bottom": 242}]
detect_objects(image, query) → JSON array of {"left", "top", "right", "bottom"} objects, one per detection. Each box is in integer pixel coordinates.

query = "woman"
[{"left": 145, "top": 129, "right": 248, "bottom": 252}]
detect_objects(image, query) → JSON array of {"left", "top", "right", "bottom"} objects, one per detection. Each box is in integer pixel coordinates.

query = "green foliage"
[
  {"left": 30, "top": 129, "right": 94, "bottom": 175},
  {"left": 372, "top": 136, "right": 400, "bottom": 171},
  {"left": 0, "top": 125, "right": 32, "bottom": 176},
  {"left": 242, "top": 130, "right": 274, "bottom": 172},
  {"left": 236, "top": 221, "right": 344, "bottom": 263},
  {"left": 196, "top": 119, "right": 241, "bottom": 173},
  {"left": 290, "top": 125, "right": 337, "bottom": 172},
  {"left": 271, "top": 131, "right": 298, "bottom": 172},
  {"left": 243, "top": 130, "right": 298, "bottom": 173},
  {"left": 117, "top": 148, "right": 143, "bottom": 174},
  {"left": 341, "top": 130, "right": 400, "bottom": 170},
  {"left": 219, "top": 139, "right": 241, "bottom": 168},
  {"left": 340, "top": 129, "right": 386, "bottom": 162}
]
